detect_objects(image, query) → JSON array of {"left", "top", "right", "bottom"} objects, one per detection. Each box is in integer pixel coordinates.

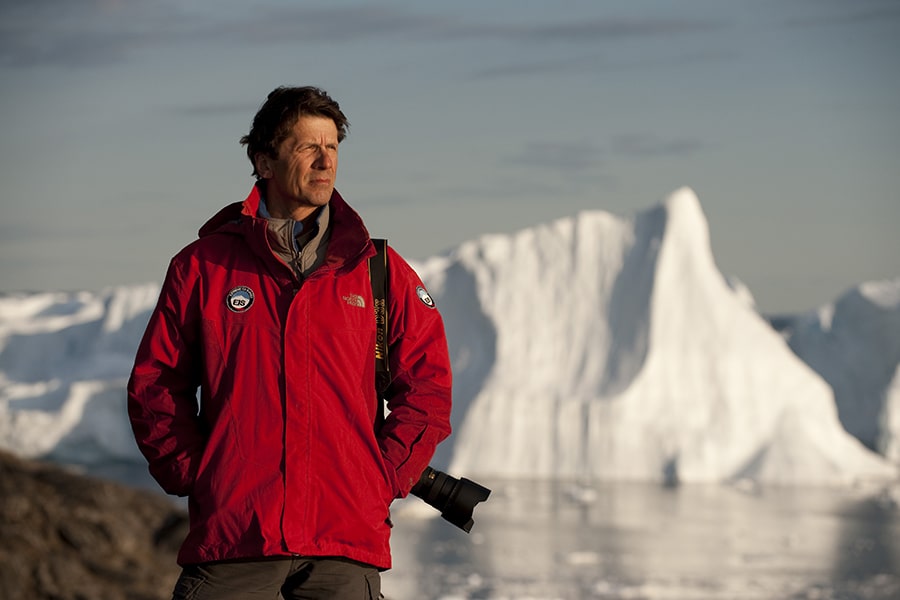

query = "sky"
[{"left": 0, "top": 0, "right": 898, "bottom": 314}]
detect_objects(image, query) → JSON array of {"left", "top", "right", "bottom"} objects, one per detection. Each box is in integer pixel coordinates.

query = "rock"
[{"left": 0, "top": 450, "right": 186, "bottom": 599}]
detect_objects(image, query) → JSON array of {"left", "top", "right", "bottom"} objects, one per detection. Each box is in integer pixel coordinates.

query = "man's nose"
[{"left": 314, "top": 149, "right": 334, "bottom": 169}]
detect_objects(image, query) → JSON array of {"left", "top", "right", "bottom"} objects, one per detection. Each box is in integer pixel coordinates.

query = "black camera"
[{"left": 410, "top": 466, "right": 491, "bottom": 533}]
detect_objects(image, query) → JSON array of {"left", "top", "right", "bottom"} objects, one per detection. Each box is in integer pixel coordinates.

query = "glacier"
[
  {"left": 0, "top": 187, "right": 897, "bottom": 488},
  {"left": 781, "top": 279, "right": 900, "bottom": 463}
]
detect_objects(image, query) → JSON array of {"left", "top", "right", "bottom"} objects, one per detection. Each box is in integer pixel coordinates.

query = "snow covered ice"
[
  {"left": 1, "top": 187, "right": 898, "bottom": 489},
  {"left": 781, "top": 279, "right": 900, "bottom": 463},
  {"left": 418, "top": 187, "right": 898, "bottom": 485},
  {"left": 0, "top": 284, "right": 160, "bottom": 464}
]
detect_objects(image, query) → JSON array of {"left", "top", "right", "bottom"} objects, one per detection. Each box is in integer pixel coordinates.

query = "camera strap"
[
  {"left": 369, "top": 238, "right": 391, "bottom": 404},
  {"left": 368, "top": 238, "right": 491, "bottom": 530}
]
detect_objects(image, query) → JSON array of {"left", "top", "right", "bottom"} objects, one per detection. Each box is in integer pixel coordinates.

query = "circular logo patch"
[
  {"left": 226, "top": 286, "right": 255, "bottom": 313},
  {"left": 416, "top": 285, "right": 436, "bottom": 309}
]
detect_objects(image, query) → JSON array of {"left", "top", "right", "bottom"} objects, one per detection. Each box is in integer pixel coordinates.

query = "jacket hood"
[
  {"left": 197, "top": 183, "right": 374, "bottom": 273},
  {"left": 197, "top": 183, "right": 265, "bottom": 238}
]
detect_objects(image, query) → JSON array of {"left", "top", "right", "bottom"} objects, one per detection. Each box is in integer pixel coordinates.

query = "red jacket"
[{"left": 127, "top": 186, "right": 452, "bottom": 569}]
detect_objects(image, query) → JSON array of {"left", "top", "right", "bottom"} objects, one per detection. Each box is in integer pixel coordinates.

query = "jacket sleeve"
[
  {"left": 127, "top": 258, "right": 205, "bottom": 497},
  {"left": 378, "top": 247, "right": 453, "bottom": 498}
]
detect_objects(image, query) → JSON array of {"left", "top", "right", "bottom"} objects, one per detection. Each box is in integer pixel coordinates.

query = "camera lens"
[{"left": 411, "top": 467, "right": 491, "bottom": 533}]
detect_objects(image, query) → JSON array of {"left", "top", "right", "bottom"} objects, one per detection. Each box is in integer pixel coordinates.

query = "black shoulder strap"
[{"left": 369, "top": 239, "right": 391, "bottom": 398}]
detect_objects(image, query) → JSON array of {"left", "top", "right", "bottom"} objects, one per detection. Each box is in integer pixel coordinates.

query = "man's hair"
[{"left": 240, "top": 86, "right": 349, "bottom": 178}]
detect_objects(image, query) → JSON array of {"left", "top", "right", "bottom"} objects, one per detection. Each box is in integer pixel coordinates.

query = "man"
[{"left": 128, "top": 86, "right": 453, "bottom": 599}]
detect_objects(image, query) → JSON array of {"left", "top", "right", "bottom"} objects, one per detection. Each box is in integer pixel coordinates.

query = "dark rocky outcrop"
[{"left": 0, "top": 450, "right": 186, "bottom": 600}]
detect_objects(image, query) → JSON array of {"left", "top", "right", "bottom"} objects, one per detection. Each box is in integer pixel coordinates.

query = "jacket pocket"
[{"left": 365, "top": 569, "right": 383, "bottom": 600}]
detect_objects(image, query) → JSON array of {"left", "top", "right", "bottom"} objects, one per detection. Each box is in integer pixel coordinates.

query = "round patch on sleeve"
[{"left": 416, "top": 285, "right": 436, "bottom": 308}]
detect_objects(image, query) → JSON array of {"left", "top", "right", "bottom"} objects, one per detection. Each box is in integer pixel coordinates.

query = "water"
[
  {"left": 383, "top": 479, "right": 900, "bottom": 600},
  {"left": 79, "top": 462, "right": 900, "bottom": 599}
]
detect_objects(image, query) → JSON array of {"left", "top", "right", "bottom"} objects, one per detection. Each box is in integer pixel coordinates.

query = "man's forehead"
[
  {"left": 289, "top": 114, "right": 338, "bottom": 135},
  {"left": 277, "top": 116, "right": 339, "bottom": 151}
]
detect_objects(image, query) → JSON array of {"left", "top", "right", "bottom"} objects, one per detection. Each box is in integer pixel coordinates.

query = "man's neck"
[
  {"left": 266, "top": 200, "right": 318, "bottom": 225},
  {"left": 258, "top": 184, "right": 323, "bottom": 226}
]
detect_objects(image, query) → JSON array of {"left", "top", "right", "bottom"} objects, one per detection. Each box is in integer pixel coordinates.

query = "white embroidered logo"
[{"left": 342, "top": 294, "right": 366, "bottom": 308}]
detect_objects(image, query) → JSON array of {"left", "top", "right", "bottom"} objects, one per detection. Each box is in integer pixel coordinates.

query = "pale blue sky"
[{"left": 1, "top": 0, "right": 898, "bottom": 313}]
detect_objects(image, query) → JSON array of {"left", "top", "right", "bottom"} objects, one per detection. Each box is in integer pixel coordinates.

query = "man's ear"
[{"left": 255, "top": 153, "right": 273, "bottom": 178}]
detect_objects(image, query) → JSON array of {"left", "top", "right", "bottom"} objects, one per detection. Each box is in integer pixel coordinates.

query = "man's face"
[{"left": 256, "top": 115, "right": 339, "bottom": 219}]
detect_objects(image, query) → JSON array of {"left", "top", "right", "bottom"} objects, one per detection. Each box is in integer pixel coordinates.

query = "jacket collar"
[{"left": 197, "top": 183, "right": 375, "bottom": 275}]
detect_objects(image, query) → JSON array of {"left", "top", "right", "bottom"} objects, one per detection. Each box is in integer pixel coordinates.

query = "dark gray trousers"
[{"left": 171, "top": 556, "right": 382, "bottom": 600}]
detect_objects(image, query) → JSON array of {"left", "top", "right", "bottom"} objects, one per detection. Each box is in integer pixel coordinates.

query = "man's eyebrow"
[{"left": 296, "top": 140, "right": 338, "bottom": 147}]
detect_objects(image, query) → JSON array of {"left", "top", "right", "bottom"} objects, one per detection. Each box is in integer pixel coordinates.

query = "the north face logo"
[{"left": 342, "top": 294, "right": 365, "bottom": 308}]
